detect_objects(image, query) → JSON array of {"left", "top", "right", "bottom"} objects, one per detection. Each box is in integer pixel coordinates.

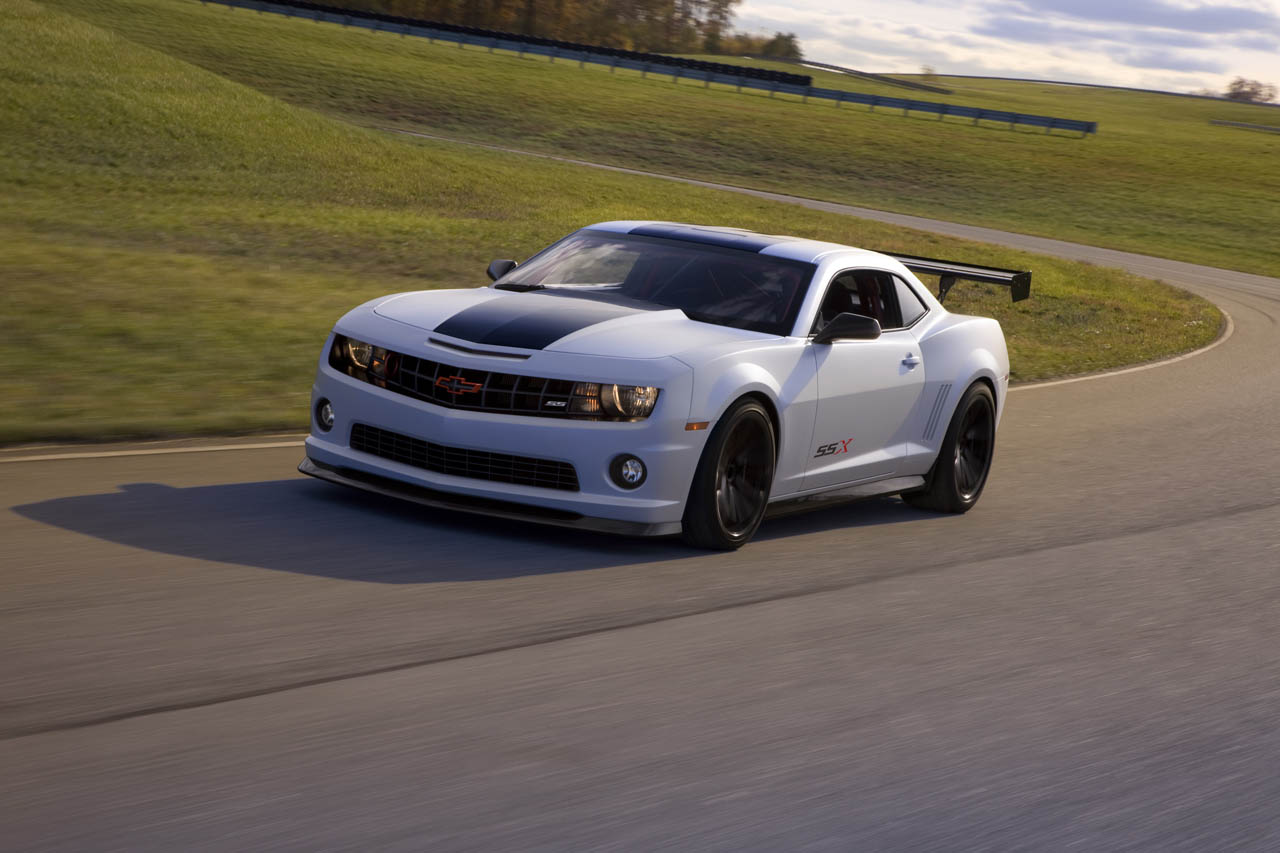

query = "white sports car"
[{"left": 301, "top": 222, "right": 1030, "bottom": 549}]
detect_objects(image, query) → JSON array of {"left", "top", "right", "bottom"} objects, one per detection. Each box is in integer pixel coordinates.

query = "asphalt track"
[{"left": 3, "top": 183, "right": 1280, "bottom": 849}]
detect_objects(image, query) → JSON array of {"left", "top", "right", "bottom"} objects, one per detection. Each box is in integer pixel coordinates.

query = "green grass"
[
  {"left": 47, "top": 0, "right": 1278, "bottom": 278},
  {"left": 0, "top": 0, "right": 1219, "bottom": 443}
]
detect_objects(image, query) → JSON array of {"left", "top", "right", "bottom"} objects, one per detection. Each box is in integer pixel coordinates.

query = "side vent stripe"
[{"left": 923, "top": 383, "right": 952, "bottom": 441}]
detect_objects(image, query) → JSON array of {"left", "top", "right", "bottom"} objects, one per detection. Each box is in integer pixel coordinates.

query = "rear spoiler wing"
[{"left": 885, "top": 253, "right": 1032, "bottom": 303}]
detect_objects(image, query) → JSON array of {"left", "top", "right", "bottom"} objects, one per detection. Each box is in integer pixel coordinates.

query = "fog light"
[
  {"left": 609, "top": 454, "right": 646, "bottom": 489},
  {"left": 316, "top": 399, "right": 335, "bottom": 432}
]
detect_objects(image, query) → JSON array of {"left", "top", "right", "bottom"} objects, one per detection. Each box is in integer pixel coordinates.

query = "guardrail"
[
  {"left": 201, "top": 0, "right": 1099, "bottom": 137},
  {"left": 750, "top": 56, "right": 953, "bottom": 95},
  {"left": 804, "top": 61, "right": 953, "bottom": 95},
  {"left": 215, "top": 0, "right": 809, "bottom": 86},
  {"left": 928, "top": 74, "right": 1280, "bottom": 108},
  {"left": 1210, "top": 119, "right": 1280, "bottom": 134}
]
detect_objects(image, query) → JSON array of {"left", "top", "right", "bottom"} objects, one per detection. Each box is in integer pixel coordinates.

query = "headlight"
[
  {"left": 331, "top": 335, "right": 396, "bottom": 381},
  {"left": 568, "top": 382, "right": 658, "bottom": 420},
  {"left": 600, "top": 384, "right": 659, "bottom": 419},
  {"left": 345, "top": 338, "right": 373, "bottom": 369},
  {"left": 569, "top": 383, "right": 602, "bottom": 416}
]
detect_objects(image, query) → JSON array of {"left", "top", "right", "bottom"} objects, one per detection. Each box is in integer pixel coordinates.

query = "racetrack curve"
[{"left": 2, "top": 196, "right": 1279, "bottom": 849}]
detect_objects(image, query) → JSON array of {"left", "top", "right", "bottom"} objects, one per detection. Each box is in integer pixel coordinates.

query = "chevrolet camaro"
[{"left": 300, "top": 222, "right": 1030, "bottom": 549}]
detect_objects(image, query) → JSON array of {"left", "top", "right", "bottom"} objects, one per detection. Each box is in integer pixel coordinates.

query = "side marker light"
[{"left": 685, "top": 422, "right": 710, "bottom": 431}]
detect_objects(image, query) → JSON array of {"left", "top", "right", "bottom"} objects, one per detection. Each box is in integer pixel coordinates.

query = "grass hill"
[
  {"left": 0, "top": 0, "right": 1217, "bottom": 442},
  {"left": 46, "top": 0, "right": 1280, "bottom": 278}
]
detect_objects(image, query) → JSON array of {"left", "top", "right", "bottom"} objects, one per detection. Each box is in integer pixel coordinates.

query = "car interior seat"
[
  {"left": 817, "top": 281, "right": 854, "bottom": 329},
  {"left": 853, "top": 275, "right": 885, "bottom": 324}
]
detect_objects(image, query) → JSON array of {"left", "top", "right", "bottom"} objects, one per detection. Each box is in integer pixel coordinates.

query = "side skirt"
[{"left": 765, "top": 475, "right": 926, "bottom": 520}]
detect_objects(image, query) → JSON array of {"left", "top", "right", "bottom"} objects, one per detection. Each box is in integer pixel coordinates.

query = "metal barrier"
[
  {"left": 802, "top": 61, "right": 953, "bottom": 95},
  {"left": 201, "top": 0, "right": 1099, "bottom": 137},
  {"left": 750, "top": 55, "right": 954, "bottom": 95},
  {"left": 1209, "top": 120, "right": 1280, "bottom": 134}
]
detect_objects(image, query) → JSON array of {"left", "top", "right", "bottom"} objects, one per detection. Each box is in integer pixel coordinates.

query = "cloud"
[
  {"left": 975, "top": 15, "right": 1217, "bottom": 48},
  {"left": 1117, "top": 29, "right": 1217, "bottom": 49},
  {"left": 992, "top": 0, "right": 1280, "bottom": 34},
  {"left": 973, "top": 15, "right": 1105, "bottom": 44},
  {"left": 735, "top": 0, "right": 1280, "bottom": 92},
  {"left": 1114, "top": 48, "right": 1230, "bottom": 72},
  {"left": 898, "top": 24, "right": 987, "bottom": 49},
  {"left": 1232, "top": 32, "right": 1280, "bottom": 49}
]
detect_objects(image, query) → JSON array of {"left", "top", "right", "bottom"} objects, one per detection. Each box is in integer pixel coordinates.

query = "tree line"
[
  {"left": 1194, "top": 77, "right": 1276, "bottom": 103},
  {"left": 327, "top": 0, "right": 802, "bottom": 57}
]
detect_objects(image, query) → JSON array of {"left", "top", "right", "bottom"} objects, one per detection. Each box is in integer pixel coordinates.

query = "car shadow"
[{"left": 13, "top": 479, "right": 929, "bottom": 583}]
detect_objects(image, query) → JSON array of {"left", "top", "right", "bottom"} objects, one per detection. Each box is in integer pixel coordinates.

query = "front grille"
[
  {"left": 331, "top": 341, "right": 612, "bottom": 419},
  {"left": 390, "top": 353, "right": 592, "bottom": 416},
  {"left": 350, "top": 423, "right": 580, "bottom": 492}
]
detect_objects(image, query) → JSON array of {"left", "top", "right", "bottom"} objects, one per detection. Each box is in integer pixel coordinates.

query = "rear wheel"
[
  {"left": 681, "top": 399, "right": 776, "bottom": 550},
  {"left": 902, "top": 382, "right": 996, "bottom": 513}
]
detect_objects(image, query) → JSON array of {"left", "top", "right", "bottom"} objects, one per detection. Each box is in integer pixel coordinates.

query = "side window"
[
  {"left": 811, "top": 270, "right": 905, "bottom": 333},
  {"left": 893, "top": 275, "right": 927, "bottom": 327}
]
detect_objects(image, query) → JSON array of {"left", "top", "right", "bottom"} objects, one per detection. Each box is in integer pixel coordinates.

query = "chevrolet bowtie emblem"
[{"left": 435, "top": 375, "right": 483, "bottom": 395}]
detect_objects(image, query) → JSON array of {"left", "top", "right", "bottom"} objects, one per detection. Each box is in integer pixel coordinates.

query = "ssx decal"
[{"left": 813, "top": 438, "right": 854, "bottom": 458}]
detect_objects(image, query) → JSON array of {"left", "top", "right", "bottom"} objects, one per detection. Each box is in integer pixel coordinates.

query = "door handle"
[{"left": 902, "top": 354, "right": 921, "bottom": 367}]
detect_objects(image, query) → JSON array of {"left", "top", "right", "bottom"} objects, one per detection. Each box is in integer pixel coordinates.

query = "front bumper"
[
  {"left": 298, "top": 457, "right": 680, "bottom": 536},
  {"left": 304, "top": 344, "right": 702, "bottom": 536}
]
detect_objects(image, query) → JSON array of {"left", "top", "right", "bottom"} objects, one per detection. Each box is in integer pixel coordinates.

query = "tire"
[
  {"left": 681, "top": 398, "right": 776, "bottom": 550},
  {"left": 902, "top": 382, "right": 996, "bottom": 513}
]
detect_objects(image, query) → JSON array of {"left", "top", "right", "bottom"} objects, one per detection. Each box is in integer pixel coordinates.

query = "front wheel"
[
  {"left": 681, "top": 399, "right": 776, "bottom": 550},
  {"left": 902, "top": 382, "right": 996, "bottom": 513}
]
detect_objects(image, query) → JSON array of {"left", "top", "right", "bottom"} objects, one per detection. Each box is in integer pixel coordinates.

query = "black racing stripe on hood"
[{"left": 433, "top": 292, "right": 644, "bottom": 350}]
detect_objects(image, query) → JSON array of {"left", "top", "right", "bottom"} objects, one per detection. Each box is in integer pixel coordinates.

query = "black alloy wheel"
[
  {"left": 715, "top": 413, "right": 773, "bottom": 537},
  {"left": 953, "top": 392, "right": 994, "bottom": 501},
  {"left": 682, "top": 399, "right": 776, "bottom": 550},
  {"left": 902, "top": 382, "right": 996, "bottom": 513}
]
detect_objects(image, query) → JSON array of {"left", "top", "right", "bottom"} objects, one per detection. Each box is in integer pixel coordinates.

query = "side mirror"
[
  {"left": 486, "top": 259, "right": 518, "bottom": 281},
  {"left": 813, "top": 312, "right": 882, "bottom": 344}
]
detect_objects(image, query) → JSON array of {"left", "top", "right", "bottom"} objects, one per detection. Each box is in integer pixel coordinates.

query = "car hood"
[{"left": 373, "top": 288, "right": 776, "bottom": 359}]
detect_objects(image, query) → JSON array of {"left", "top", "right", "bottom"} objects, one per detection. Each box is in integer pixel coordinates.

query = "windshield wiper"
[{"left": 494, "top": 283, "right": 546, "bottom": 292}]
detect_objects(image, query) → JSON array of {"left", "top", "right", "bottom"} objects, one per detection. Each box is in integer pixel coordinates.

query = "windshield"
[{"left": 497, "top": 230, "right": 815, "bottom": 336}]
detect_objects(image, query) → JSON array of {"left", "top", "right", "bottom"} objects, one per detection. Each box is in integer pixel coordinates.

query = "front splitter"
[{"left": 298, "top": 457, "right": 683, "bottom": 538}]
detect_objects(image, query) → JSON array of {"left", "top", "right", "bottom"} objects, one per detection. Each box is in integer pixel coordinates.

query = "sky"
[{"left": 735, "top": 0, "right": 1280, "bottom": 93}]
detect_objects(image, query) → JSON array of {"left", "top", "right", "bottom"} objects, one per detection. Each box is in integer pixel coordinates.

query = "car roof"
[{"left": 585, "top": 221, "right": 892, "bottom": 266}]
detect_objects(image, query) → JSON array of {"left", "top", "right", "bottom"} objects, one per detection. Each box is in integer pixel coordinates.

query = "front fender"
[
  {"left": 680, "top": 343, "right": 817, "bottom": 498},
  {"left": 699, "top": 362, "right": 783, "bottom": 424}
]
